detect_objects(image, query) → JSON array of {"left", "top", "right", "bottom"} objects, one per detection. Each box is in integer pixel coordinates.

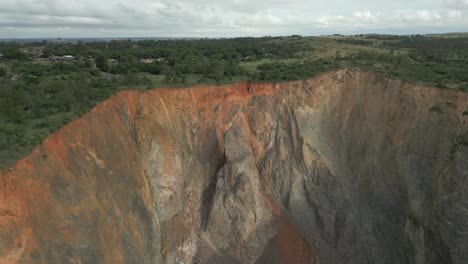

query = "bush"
[
  {"left": 89, "top": 69, "right": 101, "bottom": 77},
  {"left": 429, "top": 105, "right": 443, "bottom": 113},
  {"left": 436, "top": 82, "right": 447, "bottom": 89},
  {"left": 459, "top": 84, "right": 468, "bottom": 92},
  {"left": 0, "top": 66, "right": 6, "bottom": 77}
]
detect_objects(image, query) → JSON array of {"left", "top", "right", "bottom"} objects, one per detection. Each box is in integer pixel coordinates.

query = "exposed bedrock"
[{"left": 1, "top": 69, "right": 467, "bottom": 263}]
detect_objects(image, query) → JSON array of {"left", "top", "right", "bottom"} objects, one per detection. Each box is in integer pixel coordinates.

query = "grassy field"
[{"left": 427, "top": 32, "right": 468, "bottom": 38}]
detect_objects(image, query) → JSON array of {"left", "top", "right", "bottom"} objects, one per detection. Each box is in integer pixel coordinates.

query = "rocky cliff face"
[{"left": 1, "top": 69, "right": 467, "bottom": 264}]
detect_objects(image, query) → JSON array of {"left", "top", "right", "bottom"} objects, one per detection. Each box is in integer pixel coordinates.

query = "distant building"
[
  {"left": 20, "top": 47, "right": 44, "bottom": 58},
  {"left": 107, "top": 59, "right": 119, "bottom": 65},
  {"left": 140, "top": 58, "right": 156, "bottom": 64},
  {"left": 139, "top": 58, "right": 164, "bottom": 64},
  {"left": 51, "top": 55, "right": 75, "bottom": 61}
]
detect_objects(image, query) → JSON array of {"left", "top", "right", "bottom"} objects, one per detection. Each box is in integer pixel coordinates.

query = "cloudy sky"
[{"left": 1, "top": 0, "right": 468, "bottom": 38}]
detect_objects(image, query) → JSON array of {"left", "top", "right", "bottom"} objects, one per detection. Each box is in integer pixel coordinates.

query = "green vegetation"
[
  {"left": 451, "top": 132, "right": 468, "bottom": 159},
  {"left": 1, "top": 34, "right": 468, "bottom": 167},
  {"left": 429, "top": 105, "right": 443, "bottom": 113}
]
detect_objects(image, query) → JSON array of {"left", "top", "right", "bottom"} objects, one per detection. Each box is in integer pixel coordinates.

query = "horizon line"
[{"left": 1, "top": 31, "right": 468, "bottom": 41}]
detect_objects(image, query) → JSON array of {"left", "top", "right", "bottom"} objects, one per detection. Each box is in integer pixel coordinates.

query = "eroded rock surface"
[{"left": 1, "top": 69, "right": 467, "bottom": 263}]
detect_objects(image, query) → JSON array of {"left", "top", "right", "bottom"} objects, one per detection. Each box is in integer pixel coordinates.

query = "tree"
[
  {"left": 207, "top": 60, "right": 225, "bottom": 82},
  {"left": 95, "top": 56, "right": 109, "bottom": 72},
  {"left": 460, "top": 84, "right": 468, "bottom": 92},
  {"left": 0, "top": 67, "right": 6, "bottom": 77},
  {"left": 84, "top": 59, "right": 94, "bottom": 69},
  {"left": 59, "top": 87, "right": 74, "bottom": 112},
  {"left": 163, "top": 65, "right": 178, "bottom": 83},
  {"left": 335, "top": 50, "right": 342, "bottom": 59},
  {"left": 5, "top": 88, "right": 31, "bottom": 123},
  {"left": 143, "top": 62, "right": 163, "bottom": 75},
  {"left": 1, "top": 46, "right": 26, "bottom": 60}
]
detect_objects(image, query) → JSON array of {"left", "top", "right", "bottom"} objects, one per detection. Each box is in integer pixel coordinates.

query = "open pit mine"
[{"left": 1, "top": 69, "right": 468, "bottom": 264}]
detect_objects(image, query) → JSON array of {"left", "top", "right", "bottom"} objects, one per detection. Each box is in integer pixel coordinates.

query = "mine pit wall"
[
  {"left": 0, "top": 90, "right": 161, "bottom": 264},
  {"left": 1, "top": 69, "right": 468, "bottom": 264}
]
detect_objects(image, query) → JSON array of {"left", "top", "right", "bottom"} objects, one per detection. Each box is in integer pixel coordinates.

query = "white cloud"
[
  {"left": 353, "top": 11, "right": 378, "bottom": 23},
  {"left": 0, "top": 0, "right": 467, "bottom": 38},
  {"left": 447, "top": 9, "right": 463, "bottom": 19},
  {"left": 315, "top": 16, "right": 347, "bottom": 26},
  {"left": 315, "top": 9, "right": 455, "bottom": 29},
  {"left": 444, "top": 0, "right": 468, "bottom": 9},
  {"left": 235, "top": 10, "right": 282, "bottom": 28},
  {"left": 398, "top": 10, "right": 442, "bottom": 23}
]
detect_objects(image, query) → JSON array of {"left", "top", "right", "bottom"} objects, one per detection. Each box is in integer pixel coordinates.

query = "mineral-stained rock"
[{"left": 1, "top": 69, "right": 467, "bottom": 263}]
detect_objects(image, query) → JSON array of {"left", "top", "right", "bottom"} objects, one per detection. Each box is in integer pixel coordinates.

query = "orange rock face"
[{"left": 1, "top": 69, "right": 467, "bottom": 264}]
